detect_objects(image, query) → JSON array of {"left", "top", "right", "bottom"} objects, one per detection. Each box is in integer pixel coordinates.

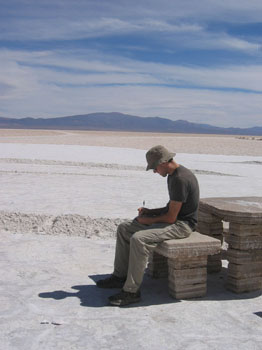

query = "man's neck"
[{"left": 167, "top": 161, "right": 180, "bottom": 175}]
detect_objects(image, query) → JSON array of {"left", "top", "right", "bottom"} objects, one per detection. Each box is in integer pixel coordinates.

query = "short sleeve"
[{"left": 169, "top": 176, "right": 189, "bottom": 202}]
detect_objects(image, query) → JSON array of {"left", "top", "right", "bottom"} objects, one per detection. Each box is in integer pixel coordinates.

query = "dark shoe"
[
  {"left": 96, "top": 275, "right": 126, "bottom": 289},
  {"left": 108, "top": 290, "right": 141, "bottom": 306}
]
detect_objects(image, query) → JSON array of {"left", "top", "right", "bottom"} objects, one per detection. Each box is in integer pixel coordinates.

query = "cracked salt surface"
[{"left": 0, "top": 144, "right": 261, "bottom": 219}]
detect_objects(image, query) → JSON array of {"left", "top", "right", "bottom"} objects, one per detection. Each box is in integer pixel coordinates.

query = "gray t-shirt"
[{"left": 167, "top": 165, "right": 199, "bottom": 228}]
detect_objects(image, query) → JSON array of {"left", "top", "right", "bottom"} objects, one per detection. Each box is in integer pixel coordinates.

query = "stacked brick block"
[
  {"left": 167, "top": 256, "right": 207, "bottom": 299},
  {"left": 152, "top": 232, "right": 221, "bottom": 299},
  {"left": 197, "top": 210, "right": 224, "bottom": 273},
  {"left": 225, "top": 222, "right": 262, "bottom": 293}
]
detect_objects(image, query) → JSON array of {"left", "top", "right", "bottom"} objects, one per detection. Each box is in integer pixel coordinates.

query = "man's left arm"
[{"left": 136, "top": 200, "right": 182, "bottom": 225}]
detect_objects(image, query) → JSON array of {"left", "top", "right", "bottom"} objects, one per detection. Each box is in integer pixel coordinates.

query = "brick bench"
[{"left": 148, "top": 232, "right": 221, "bottom": 299}]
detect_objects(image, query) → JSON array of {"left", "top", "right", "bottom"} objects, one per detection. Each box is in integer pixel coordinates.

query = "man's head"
[{"left": 146, "top": 145, "right": 176, "bottom": 176}]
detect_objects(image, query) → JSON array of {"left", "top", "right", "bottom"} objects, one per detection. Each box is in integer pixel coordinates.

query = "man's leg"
[
  {"left": 114, "top": 221, "right": 192, "bottom": 295},
  {"left": 97, "top": 219, "right": 148, "bottom": 288},
  {"left": 113, "top": 220, "right": 135, "bottom": 278},
  {"left": 113, "top": 219, "right": 157, "bottom": 277}
]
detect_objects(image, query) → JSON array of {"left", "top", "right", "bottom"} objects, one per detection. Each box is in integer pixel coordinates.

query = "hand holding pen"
[{"left": 138, "top": 200, "right": 150, "bottom": 216}]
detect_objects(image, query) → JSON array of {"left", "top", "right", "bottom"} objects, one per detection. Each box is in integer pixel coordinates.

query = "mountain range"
[{"left": 0, "top": 112, "right": 261, "bottom": 136}]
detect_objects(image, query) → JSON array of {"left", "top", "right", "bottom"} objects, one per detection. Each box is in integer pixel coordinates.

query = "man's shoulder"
[
  {"left": 176, "top": 165, "right": 194, "bottom": 177},
  {"left": 172, "top": 165, "right": 198, "bottom": 187}
]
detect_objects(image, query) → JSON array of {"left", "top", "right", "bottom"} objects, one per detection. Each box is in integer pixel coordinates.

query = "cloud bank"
[{"left": 0, "top": 0, "right": 261, "bottom": 127}]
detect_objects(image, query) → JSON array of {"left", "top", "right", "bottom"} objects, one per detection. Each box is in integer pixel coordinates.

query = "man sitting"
[{"left": 97, "top": 145, "right": 200, "bottom": 306}]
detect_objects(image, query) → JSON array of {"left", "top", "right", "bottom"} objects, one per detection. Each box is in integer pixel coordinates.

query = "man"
[{"left": 96, "top": 145, "right": 200, "bottom": 306}]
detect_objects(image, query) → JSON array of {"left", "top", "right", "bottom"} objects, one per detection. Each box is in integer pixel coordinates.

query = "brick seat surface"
[{"left": 155, "top": 231, "right": 221, "bottom": 258}]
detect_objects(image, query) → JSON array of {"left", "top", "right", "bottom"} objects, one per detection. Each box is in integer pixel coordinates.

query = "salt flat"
[
  {"left": 0, "top": 143, "right": 262, "bottom": 219},
  {"left": 1, "top": 231, "right": 261, "bottom": 350},
  {"left": 0, "top": 129, "right": 261, "bottom": 156},
  {"left": 0, "top": 130, "right": 261, "bottom": 350}
]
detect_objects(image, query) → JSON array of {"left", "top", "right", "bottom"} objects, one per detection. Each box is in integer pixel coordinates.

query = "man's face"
[{"left": 153, "top": 162, "right": 168, "bottom": 177}]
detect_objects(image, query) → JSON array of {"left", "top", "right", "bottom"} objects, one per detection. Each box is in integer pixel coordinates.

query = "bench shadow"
[
  {"left": 204, "top": 267, "right": 262, "bottom": 301},
  {"left": 143, "top": 268, "right": 261, "bottom": 302},
  {"left": 38, "top": 269, "right": 261, "bottom": 308}
]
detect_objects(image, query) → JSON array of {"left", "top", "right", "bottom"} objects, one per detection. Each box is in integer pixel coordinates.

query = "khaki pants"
[{"left": 113, "top": 219, "right": 192, "bottom": 293}]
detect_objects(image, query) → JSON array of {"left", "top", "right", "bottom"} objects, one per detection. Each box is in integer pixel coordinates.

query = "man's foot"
[
  {"left": 108, "top": 290, "right": 141, "bottom": 306},
  {"left": 96, "top": 275, "right": 126, "bottom": 289}
]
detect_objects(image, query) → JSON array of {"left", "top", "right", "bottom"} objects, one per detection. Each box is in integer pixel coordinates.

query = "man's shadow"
[
  {"left": 39, "top": 275, "right": 113, "bottom": 308},
  {"left": 38, "top": 273, "right": 179, "bottom": 308}
]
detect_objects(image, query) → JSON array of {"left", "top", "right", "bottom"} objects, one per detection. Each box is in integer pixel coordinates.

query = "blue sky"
[{"left": 0, "top": 0, "right": 262, "bottom": 127}]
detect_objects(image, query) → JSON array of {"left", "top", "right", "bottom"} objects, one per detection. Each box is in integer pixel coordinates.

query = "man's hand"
[
  {"left": 137, "top": 207, "right": 151, "bottom": 217},
  {"left": 137, "top": 201, "right": 183, "bottom": 225}
]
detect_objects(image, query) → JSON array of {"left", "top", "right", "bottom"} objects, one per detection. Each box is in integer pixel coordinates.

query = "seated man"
[{"left": 96, "top": 145, "right": 200, "bottom": 306}]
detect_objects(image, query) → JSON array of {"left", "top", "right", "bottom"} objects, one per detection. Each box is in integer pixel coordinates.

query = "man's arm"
[
  {"left": 138, "top": 205, "right": 168, "bottom": 217},
  {"left": 137, "top": 200, "right": 182, "bottom": 225}
]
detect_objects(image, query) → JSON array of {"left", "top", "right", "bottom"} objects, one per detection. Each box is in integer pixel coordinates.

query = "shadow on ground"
[
  {"left": 38, "top": 273, "right": 179, "bottom": 308},
  {"left": 204, "top": 267, "right": 262, "bottom": 301},
  {"left": 38, "top": 268, "right": 261, "bottom": 308}
]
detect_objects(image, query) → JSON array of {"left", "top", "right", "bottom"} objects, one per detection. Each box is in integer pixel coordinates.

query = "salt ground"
[
  {"left": 1, "top": 231, "right": 262, "bottom": 350},
  {"left": 0, "top": 131, "right": 262, "bottom": 349},
  {"left": 0, "top": 129, "right": 262, "bottom": 156},
  {"left": 1, "top": 143, "right": 262, "bottom": 219}
]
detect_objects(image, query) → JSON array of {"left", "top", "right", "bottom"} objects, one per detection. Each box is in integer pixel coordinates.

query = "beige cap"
[{"left": 146, "top": 145, "right": 176, "bottom": 171}]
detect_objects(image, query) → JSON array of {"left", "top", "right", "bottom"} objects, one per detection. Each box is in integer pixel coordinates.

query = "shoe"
[
  {"left": 108, "top": 290, "right": 141, "bottom": 306},
  {"left": 96, "top": 275, "right": 126, "bottom": 289}
]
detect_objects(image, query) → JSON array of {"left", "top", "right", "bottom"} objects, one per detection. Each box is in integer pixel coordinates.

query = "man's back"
[{"left": 167, "top": 165, "right": 199, "bottom": 228}]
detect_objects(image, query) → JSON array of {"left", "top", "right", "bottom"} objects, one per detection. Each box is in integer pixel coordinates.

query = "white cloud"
[
  {"left": 1, "top": 82, "right": 261, "bottom": 128},
  {"left": 0, "top": 17, "right": 203, "bottom": 41},
  {"left": 0, "top": 1, "right": 261, "bottom": 55},
  {"left": 1, "top": 17, "right": 259, "bottom": 59},
  {"left": 1, "top": 0, "right": 262, "bottom": 129},
  {"left": 2, "top": 49, "right": 262, "bottom": 92},
  {"left": 2, "top": 0, "right": 262, "bottom": 25},
  {"left": 3, "top": 0, "right": 262, "bottom": 22},
  {"left": 0, "top": 49, "right": 261, "bottom": 128}
]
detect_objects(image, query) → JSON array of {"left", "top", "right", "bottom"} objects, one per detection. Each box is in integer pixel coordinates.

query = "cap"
[{"left": 146, "top": 145, "right": 176, "bottom": 171}]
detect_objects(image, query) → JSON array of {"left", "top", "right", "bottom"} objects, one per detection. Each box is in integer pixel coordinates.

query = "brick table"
[{"left": 198, "top": 197, "right": 262, "bottom": 293}]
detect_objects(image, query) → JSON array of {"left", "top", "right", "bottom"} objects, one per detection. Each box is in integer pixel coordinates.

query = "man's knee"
[
  {"left": 130, "top": 231, "right": 145, "bottom": 247},
  {"left": 116, "top": 220, "right": 132, "bottom": 239},
  {"left": 116, "top": 222, "right": 126, "bottom": 237},
  {"left": 130, "top": 232, "right": 152, "bottom": 258}
]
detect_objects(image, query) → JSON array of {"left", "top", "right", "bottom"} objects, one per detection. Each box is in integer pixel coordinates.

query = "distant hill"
[{"left": 0, "top": 112, "right": 261, "bottom": 136}]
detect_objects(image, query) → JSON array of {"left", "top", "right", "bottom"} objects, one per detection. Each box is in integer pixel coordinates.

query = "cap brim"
[{"left": 146, "top": 152, "right": 176, "bottom": 171}]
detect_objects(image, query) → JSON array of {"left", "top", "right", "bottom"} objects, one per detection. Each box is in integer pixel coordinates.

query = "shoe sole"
[
  {"left": 96, "top": 283, "right": 124, "bottom": 289},
  {"left": 109, "top": 298, "right": 141, "bottom": 306}
]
